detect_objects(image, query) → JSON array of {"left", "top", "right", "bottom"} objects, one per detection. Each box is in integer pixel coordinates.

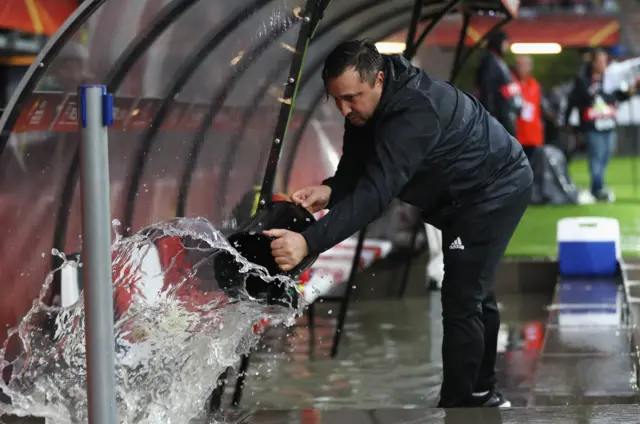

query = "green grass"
[{"left": 505, "top": 156, "right": 640, "bottom": 258}]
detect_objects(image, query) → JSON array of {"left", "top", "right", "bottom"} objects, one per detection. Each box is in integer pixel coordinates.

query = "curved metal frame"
[
  {"left": 255, "top": 1, "right": 327, "bottom": 207},
  {"left": 52, "top": 0, "right": 203, "bottom": 277},
  {"left": 406, "top": 0, "right": 458, "bottom": 60},
  {"left": 213, "top": 0, "right": 407, "bottom": 216},
  {"left": 404, "top": 0, "right": 425, "bottom": 59},
  {"left": 173, "top": 12, "right": 300, "bottom": 216},
  {"left": 47, "top": 0, "right": 422, "bottom": 266},
  {"left": 218, "top": 0, "right": 456, "bottom": 214},
  {"left": 128, "top": 0, "right": 421, "bottom": 226},
  {"left": 104, "top": 0, "right": 202, "bottom": 91},
  {"left": 150, "top": 0, "right": 406, "bottom": 220},
  {"left": 213, "top": 55, "right": 294, "bottom": 218},
  {"left": 119, "top": 0, "right": 279, "bottom": 234},
  {"left": 44, "top": 0, "right": 509, "bottom": 264},
  {"left": 0, "top": 0, "right": 106, "bottom": 149},
  {"left": 0, "top": 0, "right": 108, "bottom": 294},
  {"left": 450, "top": 13, "right": 512, "bottom": 82},
  {"left": 449, "top": 11, "right": 472, "bottom": 82}
]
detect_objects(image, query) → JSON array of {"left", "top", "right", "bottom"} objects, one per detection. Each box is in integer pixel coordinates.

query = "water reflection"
[
  {"left": 238, "top": 295, "right": 550, "bottom": 410},
  {"left": 244, "top": 404, "right": 640, "bottom": 424}
]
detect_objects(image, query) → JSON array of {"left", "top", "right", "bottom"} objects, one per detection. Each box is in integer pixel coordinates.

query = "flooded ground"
[
  {"left": 228, "top": 293, "right": 552, "bottom": 410},
  {"left": 4, "top": 286, "right": 639, "bottom": 424},
  {"left": 242, "top": 405, "right": 640, "bottom": 424}
]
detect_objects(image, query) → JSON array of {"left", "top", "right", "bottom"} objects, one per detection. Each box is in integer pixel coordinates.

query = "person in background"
[
  {"left": 511, "top": 55, "right": 544, "bottom": 160},
  {"left": 476, "top": 31, "right": 523, "bottom": 137},
  {"left": 542, "top": 86, "right": 565, "bottom": 153},
  {"left": 564, "top": 48, "right": 635, "bottom": 202},
  {"left": 578, "top": 47, "right": 593, "bottom": 80}
]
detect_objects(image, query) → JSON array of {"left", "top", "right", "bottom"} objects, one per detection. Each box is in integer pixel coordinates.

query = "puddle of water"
[{"left": 239, "top": 295, "right": 550, "bottom": 410}]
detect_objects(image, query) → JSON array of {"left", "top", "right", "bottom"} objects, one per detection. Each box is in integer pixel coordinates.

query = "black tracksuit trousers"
[{"left": 436, "top": 184, "right": 532, "bottom": 408}]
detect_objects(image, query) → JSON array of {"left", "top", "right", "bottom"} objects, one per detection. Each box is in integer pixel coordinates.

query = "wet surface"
[
  {"left": 233, "top": 294, "right": 551, "bottom": 410},
  {"left": 531, "top": 355, "right": 638, "bottom": 405},
  {"left": 530, "top": 277, "right": 639, "bottom": 407},
  {"left": 5, "top": 404, "right": 640, "bottom": 424},
  {"left": 239, "top": 405, "right": 640, "bottom": 423},
  {"left": 4, "top": 277, "right": 640, "bottom": 423},
  {"left": 543, "top": 326, "right": 634, "bottom": 355}
]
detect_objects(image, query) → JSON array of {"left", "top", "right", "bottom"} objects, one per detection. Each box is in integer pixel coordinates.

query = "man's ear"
[{"left": 374, "top": 71, "right": 384, "bottom": 90}]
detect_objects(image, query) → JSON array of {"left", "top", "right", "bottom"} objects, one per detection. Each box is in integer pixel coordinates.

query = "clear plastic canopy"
[{"left": 0, "top": 0, "right": 510, "bottom": 348}]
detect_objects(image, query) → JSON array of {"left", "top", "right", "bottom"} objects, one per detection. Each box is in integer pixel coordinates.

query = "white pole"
[{"left": 79, "top": 84, "right": 117, "bottom": 424}]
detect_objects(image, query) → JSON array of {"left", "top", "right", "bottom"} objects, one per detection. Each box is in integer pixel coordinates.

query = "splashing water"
[{"left": 0, "top": 217, "right": 303, "bottom": 423}]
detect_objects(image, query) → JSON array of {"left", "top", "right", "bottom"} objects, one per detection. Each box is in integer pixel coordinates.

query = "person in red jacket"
[{"left": 512, "top": 55, "right": 544, "bottom": 160}]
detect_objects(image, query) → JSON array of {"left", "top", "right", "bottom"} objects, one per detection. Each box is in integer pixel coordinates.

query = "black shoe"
[{"left": 468, "top": 391, "right": 511, "bottom": 408}]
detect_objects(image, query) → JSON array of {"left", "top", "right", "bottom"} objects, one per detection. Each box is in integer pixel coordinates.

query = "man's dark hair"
[
  {"left": 321, "top": 39, "right": 384, "bottom": 99},
  {"left": 487, "top": 31, "right": 508, "bottom": 55}
]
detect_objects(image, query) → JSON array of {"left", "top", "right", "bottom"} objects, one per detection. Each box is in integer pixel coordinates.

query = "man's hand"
[
  {"left": 291, "top": 185, "right": 332, "bottom": 213},
  {"left": 263, "top": 229, "right": 309, "bottom": 271}
]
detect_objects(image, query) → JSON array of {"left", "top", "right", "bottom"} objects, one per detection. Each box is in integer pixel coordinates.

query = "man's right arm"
[{"left": 321, "top": 122, "right": 364, "bottom": 208}]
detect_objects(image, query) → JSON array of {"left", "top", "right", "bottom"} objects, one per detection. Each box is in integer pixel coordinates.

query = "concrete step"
[{"left": 529, "top": 276, "right": 640, "bottom": 407}]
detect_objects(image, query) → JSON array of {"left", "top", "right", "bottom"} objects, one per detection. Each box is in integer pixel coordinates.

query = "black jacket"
[
  {"left": 565, "top": 66, "right": 632, "bottom": 133},
  {"left": 301, "top": 55, "right": 532, "bottom": 255},
  {"left": 476, "top": 51, "right": 523, "bottom": 137}
]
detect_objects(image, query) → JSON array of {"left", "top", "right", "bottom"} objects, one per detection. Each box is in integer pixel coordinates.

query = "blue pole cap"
[{"left": 79, "top": 85, "right": 112, "bottom": 128}]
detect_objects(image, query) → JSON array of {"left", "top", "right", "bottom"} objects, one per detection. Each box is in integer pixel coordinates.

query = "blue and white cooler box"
[{"left": 557, "top": 217, "right": 621, "bottom": 277}]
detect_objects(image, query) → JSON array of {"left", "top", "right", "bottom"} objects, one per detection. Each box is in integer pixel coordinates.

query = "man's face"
[
  {"left": 592, "top": 51, "right": 609, "bottom": 75},
  {"left": 327, "top": 67, "right": 384, "bottom": 126},
  {"left": 515, "top": 55, "right": 532, "bottom": 78}
]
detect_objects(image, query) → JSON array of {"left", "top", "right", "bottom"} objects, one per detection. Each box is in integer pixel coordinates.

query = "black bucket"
[{"left": 214, "top": 201, "right": 318, "bottom": 306}]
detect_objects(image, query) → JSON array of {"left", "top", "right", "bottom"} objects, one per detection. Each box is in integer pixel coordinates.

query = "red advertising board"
[
  {"left": 11, "top": 92, "right": 305, "bottom": 135},
  {"left": 51, "top": 94, "right": 78, "bottom": 132},
  {"left": 126, "top": 98, "right": 160, "bottom": 131},
  {"left": 14, "top": 92, "right": 63, "bottom": 132},
  {"left": 161, "top": 102, "right": 188, "bottom": 131}
]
